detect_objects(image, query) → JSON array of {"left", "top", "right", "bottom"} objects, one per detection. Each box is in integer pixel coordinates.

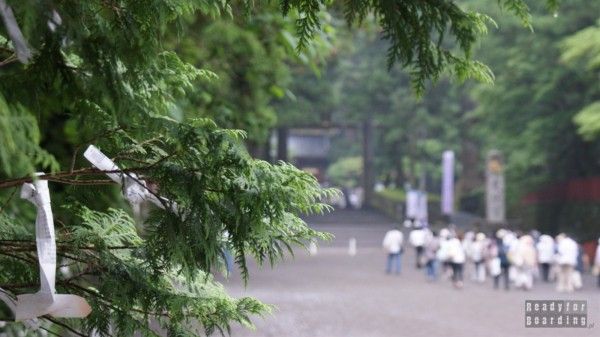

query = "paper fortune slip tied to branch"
[
  {"left": 12, "top": 177, "right": 91, "bottom": 320},
  {"left": 83, "top": 145, "right": 177, "bottom": 213}
]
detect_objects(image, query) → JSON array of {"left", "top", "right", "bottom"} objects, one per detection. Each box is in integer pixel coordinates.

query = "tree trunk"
[
  {"left": 276, "top": 127, "right": 288, "bottom": 162},
  {"left": 264, "top": 130, "right": 272, "bottom": 163},
  {"left": 362, "top": 118, "right": 374, "bottom": 209}
]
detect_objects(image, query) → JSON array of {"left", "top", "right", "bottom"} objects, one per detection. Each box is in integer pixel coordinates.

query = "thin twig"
[
  {"left": 1, "top": 282, "right": 38, "bottom": 290},
  {"left": 0, "top": 239, "right": 33, "bottom": 243},
  {"left": 64, "top": 282, "right": 169, "bottom": 317},
  {"left": 0, "top": 54, "right": 17, "bottom": 66},
  {"left": 69, "top": 145, "right": 81, "bottom": 174},
  {"left": 48, "top": 177, "right": 116, "bottom": 185},
  {"left": 0, "top": 250, "right": 37, "bottom": 264},
  {"left": 0, "top": 150, "right": 182, "bottom": 190},
  {"left": 0, "top": 167, "right": 150, "bottom": 189},
  {"left": 56, "top": 252, "right": 88, "bottom": 264}
]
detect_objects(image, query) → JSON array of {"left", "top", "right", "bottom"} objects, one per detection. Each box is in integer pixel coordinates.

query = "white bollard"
[
  {"left": 308, "top": 240, "right": 318, "bottom": 256},
  {"left": 348, "top": 238, "right": 357, "bottom": 256}
]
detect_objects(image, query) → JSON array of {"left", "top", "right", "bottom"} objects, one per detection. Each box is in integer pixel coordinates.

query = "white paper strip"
[
  {"left": 83, "top": 145, "right": 176, "bottom": 212},
  {"left": 0, "top": 0, "right": 32, "bottom": 63},
  {"left": 47, "top": 10, "right": 61, "bottom": 32},
  {"left": 416, "top": 191, "right": 428, "bottom": 225},
  {"left": 13, "top": 177, "right": 91, "bottom": 320}
]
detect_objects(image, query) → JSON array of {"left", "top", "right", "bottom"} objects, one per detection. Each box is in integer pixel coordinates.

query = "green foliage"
[
  {"left": 278, "top": 0, "right": 558, "bottom": 93},
  {"left": 281, "top": 0, "right": 325, "bottom": 51},
  {"left": 376, "top": 188, "right": 406, "bottom": 203},
  {"left": 0, "top": 0, "right": 573, "bottom": 335},
  {"left": 0, "top": 0, "right": 336, "bottom": 335},
  {"left": 473, "top": 0, "right": 600, "bottom": 205},
  {"left": 337, "top": 0, "right": 524, "bottom": 93},
  {"left": 560, "top": 19, "right": 600, "bottom": 70},
  {"left": 560, "top": 19, "right": 600, "bottom": 141},
  {"left": 0, "top": 115, "right": 335, "bottom": 335},
  {"left": 0, "top": 95, "right": 59, "bottom": 176},
  {"left": 573, "top": 102, "right": 600, "bottom": 141},
  {"left": 376, "top": 188, "right": 440, "bottom": 203},
  {"left": 498, "top": 0, "right": 533, "bottom": 28},
  {"left": 304, "top": 29, "right": 471, "bottom": 190},
  {"left": 1, "top": 206, "right": 271, "bottom": 336},
  {"left": 172, "top": 16, "right": 284, "bottom": 142},
  {"left": 326, "top": 156, "right": 362, "bottom": 188},
  {"left": 279, "top": 0, "right": 598, "bottom": 233},
  {"left": 170, "top": 2, "right": 337, "bottom": 144}
]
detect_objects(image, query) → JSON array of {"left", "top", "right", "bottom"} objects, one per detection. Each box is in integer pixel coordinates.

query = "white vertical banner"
[
  {"left": 406, "top": 190, "right": 419, "bottom": 219},
  {"left": 486, "top": 150, "right": 506, "bottom": 224},
  {"left": 417, "top": 191, "right": 428, "bottom": 225},
  {"left": 441, "top": 150, "right": 454, "bottom": 215}
]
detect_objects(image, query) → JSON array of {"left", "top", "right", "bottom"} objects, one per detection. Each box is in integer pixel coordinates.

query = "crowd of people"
[{"left": 382, "top": 222, "right": 600, "bottom": 292}]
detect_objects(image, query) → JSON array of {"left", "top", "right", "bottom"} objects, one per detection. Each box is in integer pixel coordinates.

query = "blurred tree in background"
[
  {"left": 560, "top": 19, "right": 600, "bottom": 141},
  {"left": 473, "top": 0, "right": 600, "bottom": 204},
  {"left": 326, "top": 156, "right": 362, "bottom": 189},
  {"left": 277, "top": 0, "right": 599, "bottom": 235}
]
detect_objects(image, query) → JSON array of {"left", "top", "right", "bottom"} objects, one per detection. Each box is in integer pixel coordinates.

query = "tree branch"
[
  {"left": 0, "top": 149, "right": 185, "bottom": 190},
  {"left": 0, "top": 250, "right": 37, "bottom": 264},
  {"left": 0, "top": 54, "right": 18, "bottom": 67},
  {"left": 0, "top": 167, "right": 149, "bottom": 189},
  {"left": 43, "top": 315, "right": 88, "bottom": 337}
]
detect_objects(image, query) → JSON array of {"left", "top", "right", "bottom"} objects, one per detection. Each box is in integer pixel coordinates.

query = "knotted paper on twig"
[{"left": 12, "top": 177, "right": 91, "bottom": 320}]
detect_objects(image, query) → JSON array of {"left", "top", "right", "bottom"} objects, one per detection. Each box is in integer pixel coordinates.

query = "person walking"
[
  {"left": 485, "top": 234, "right": 501, "bottom": 285},
  {"left": 383, "top": 226, "right": 404, "bottom": 275},
  {"left": 471, "top": 233, "right": 487, "bottom": 283},
  {"left": 504, "top": 231, "right": 519, "bottom": 284},
  {"left": 572, "top": 243, "right": 585, "bottom": 290},
  {"left": 536, "top": 234, "right": 555, "bottom": 282},
  {"left": 494, "top": 229, "right": 511, "bottom": 290},
  {"left": 409, "top": 225, "right": 427, "bottom": 268},
  {"left": 437, "top": 228, "right": 452, "bottom": 279},
  {"left": 462, "top": 231, "right": 475, "bottom": 281},
  {"left": 513, "top": 235, "right": 537, "bottom": 290},
  {"left": 447, "top": 233, "right": 466, "bottom": 288},
  {"left": 555, "top": 233, "right": 578, "bottom": 292},
  {"left": 424, "top": 230, "right": 440, "bottom": 281}
]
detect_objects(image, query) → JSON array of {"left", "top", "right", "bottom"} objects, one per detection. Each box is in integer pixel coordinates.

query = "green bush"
[
  {"left": 326, "top": 156, "right": 363, "bottom": 188},
  {"left": 376, "top": 188, "right": 440, "bottom": 203}
]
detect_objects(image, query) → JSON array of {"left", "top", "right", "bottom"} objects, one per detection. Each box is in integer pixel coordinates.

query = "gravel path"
[{"left": 221, "top": 210, "right": 600, "bottom": 337}]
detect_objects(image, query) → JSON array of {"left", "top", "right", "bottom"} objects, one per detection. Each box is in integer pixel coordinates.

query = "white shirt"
[
  {"left": 383, "top": 229, "right": 404, "bottom": 254},
  {"left": 556, "top": 237, "right": 578, "bottom": 266},
  {"left": 437, "top": 239, "right": 450, "bottom": 261},
  {"left": 447, "top": 238, "right": 466, "bottom": 264},
  {"left": 470, "top": 240, "right": 485, "bottom": 262},
  {"left": 595, "top": 244, "right": 600, "bottom": 266},
  {"left": 536, "top": 236, "right": 555, "bottom": 263},
  {"left": 409, "top": 228, "right": 426, "bottom": 247}
]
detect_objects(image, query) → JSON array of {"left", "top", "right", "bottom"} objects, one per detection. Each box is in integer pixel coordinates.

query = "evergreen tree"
[{"left": 0, "top": 0, "right": 555, "bottom": 335}]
